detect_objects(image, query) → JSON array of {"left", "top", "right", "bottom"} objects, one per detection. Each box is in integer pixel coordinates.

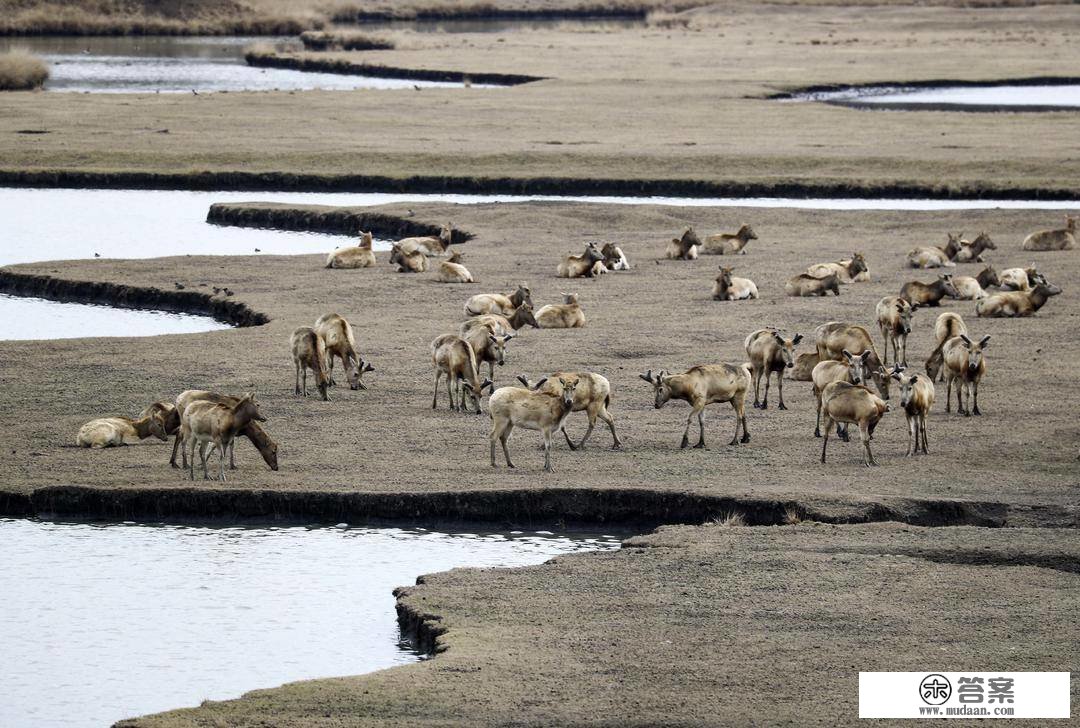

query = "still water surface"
[
  {"left": 794, "top": 83, "right": 1080, "bottom": 109},
  {"left": 0, "top": 518, "right": 621, "bottom": 728}
]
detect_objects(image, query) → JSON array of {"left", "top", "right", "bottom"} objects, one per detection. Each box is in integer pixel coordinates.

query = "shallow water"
[
  {"left": 0, "top": 294, "right": 229, "bottom": 339},
  {"left": 795, "top": 83, "right": 1080, "bottom": 109},
  {"left": 0, "top": 518, "right": 621, "bottom": 728},
  {"left": 0, "top": 36, "right": 473, "bottom": 93}
]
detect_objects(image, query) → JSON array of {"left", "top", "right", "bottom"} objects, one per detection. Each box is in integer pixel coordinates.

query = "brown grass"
[
  {"left": 299, "top": 30, "right": 395, "bottom": 52},
  {"left": 0, "top": 50, "right": 48, "bottom": 91}
]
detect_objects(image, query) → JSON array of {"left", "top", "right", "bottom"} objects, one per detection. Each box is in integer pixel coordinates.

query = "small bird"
[
  {"left": 93, "top": 253, "right": 100, "bottom": 258},
  {"left": 192, "top": 89, "right": 199, "bottom": 96},
  {"left": 254, "top": 248, "right": 261, "bottom": 252},
  {"left": 224, "top": 288, "right": 234, "bottom": 297},
  {"left": 174, "top": 282, "right": 185, "bottom": 290},
  {"left": 413, "top": 84, "right": 421, "bottom": 91}
]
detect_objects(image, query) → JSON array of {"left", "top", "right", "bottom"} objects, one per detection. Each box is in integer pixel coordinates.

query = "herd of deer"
[{"left": 75, "top": 214, "right": 1073, "bottom": 474}]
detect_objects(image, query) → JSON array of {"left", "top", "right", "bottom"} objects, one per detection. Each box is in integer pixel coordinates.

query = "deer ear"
[
  {"left": 842, "top": 349, "right": 853, "bottom": 361},
  {"left": 489, "top": 335, "right": 498, "bottom": 344},
  {"left": 534, "top": 376, "right": 549, "bottom": 390},
  {"left": 516, "top": 375, "right": 529, "bottom": 387},
  {"left": 910, "top": 374, "right": 919, "bottom": 384},
  {"left": 861, "top": 351, "right": 871, "bottom": 362},
  {"left": 792, "top": 333, "right": 803, "bottom": 345},
  {"left": 639, "top": 371, "right": 653, "bottom": 383},
  {"left": 959, "top": 334, "right": 972, "bottom": 347},
  {"left": 978, "top": 335, "right": 991, "bottom": 348}
]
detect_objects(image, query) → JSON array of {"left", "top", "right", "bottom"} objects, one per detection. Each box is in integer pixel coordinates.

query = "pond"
[
  {"left": 791, "top": 82, "right": 1080, "bottom": 110},
  {"left": 0, "top": 36, "right": 473, "bottom": 93},
  {"left": 0, "top": 517, "right": 621, "bottom": 728},
  {"left": 0, "top": 294, "right": 231, "bottom": 340}
]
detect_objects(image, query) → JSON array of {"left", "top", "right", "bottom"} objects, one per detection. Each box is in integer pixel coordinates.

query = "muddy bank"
[
  {"left": 244, "top": 49, "right": 543, "bottom": 86},
  {"left": 332, "top": 4, "right": 653, "bottom": 24},
  {"left": 207, "top": 202, "right": 473, "bottom": 243},
  {"left": 122, "top": 521, "right": 1080, "bottom": 727},
  {"left": 2, "top": 169, "right": 1078, "bottom": 200},
  {"left": 0, "top": 270, "right": 269, "bottom": 327}
]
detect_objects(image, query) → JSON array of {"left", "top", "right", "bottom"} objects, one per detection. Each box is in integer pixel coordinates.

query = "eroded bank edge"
[{"left": 206, "top": 203, "right": 474, "bottom": 243}]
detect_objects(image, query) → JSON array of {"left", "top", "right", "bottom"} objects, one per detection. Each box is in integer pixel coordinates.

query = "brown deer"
[
  {"left": 558, "top": 242, "right": 607, "bottom": 278},
  {"left": 975, "top": 282, "right": 1062, "bottom": 318},
  {"left": 291, "top": 327, "right": 330, "bottom": 401},
  {"left": 891, "top": 367, "right": 935, "bottom": 456},
  {"left": 464, "top": 284, "right": 533, "bottom": 316},
  {"left": 181, "top": 393, "right": 266, "bottom": 481},
  {"left": 315, "top": 313, "right": 374, "bottom": 390},
  {"left": 874, "top": 296, "right": 916, "bottom": 366},
  {"left": 819, "top": 381, "right": 889, "bottom": 467},
  {"left": 489, "top": 377, "right": 578, "bottom": 473},
  {"left": 806, "top": 252, "right": 868, "bottom": 283},
  {"left": 1022, "top": 215, "right": 1076, "bottom": 251},
  {"left": 942, "top": 334, "right": 990, "bottom": 416},
  {"left": 431, "top": 334, "right": 493, "bottom": 414},
  {"left": 712, "top": 266, "right": 758, "bottom": 301},
  {"left": 745, "top": 328, "right": 803, "bottom": 409},
  {"left": 517, "top": 372, "right": 621, "bottom": 450},
  {"left": 536, "top": 293, "right": 586, "bottom": 328},
  {"left": 325, "top": 231, "right": 376, "bottom": 269},
  {"left": 664, "top": 227, "right": 700, "bottom": 260},
  {"left": 952, "top": 265, "right": 1000, "bottom": 300},
  {"left": 899, "top": 274, "right": 958, "bottom": 307},
  {"left": 952, "top": 232, "right": 997, "bottom": 263},
  {"left": 785, "top": 272, "right": 840, "bottom": 297},
  {"left": 435, "top": 249, "right": 475, "bottom": 283},
  {"left": 702, "top": 224, "right": 757, "bottom": 255},
  {"left": 924, "top": 312, "right": 967, "bottom": 382},
  {"left": 639, "top": 365, "right": 751, "bottom": 448}
]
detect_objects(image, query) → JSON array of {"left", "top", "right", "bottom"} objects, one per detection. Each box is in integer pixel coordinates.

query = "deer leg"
[
  {"left": 738, "top": 395, "right": 750, "bottom": 443},
  {"left": 920, "top": 413, "right": 929, "bottom": 454},
  {"left": 821, "top": 416, "right": 832, "bottom": 464},
  {"left": 945, "top": 375, "right": 953, "bottom": 413},
  {"left": 901, "top": 334, "right": 908, "bottom": 367},
  {"left": 906, "top": 414, "right": 916, "bottom": 456},
  {"left": 760, "top": 369, "right": 771, "bottom": 410},
  {"left": 861, "top": 422, "right": 876, "bottom": 467},
  {"left": 694, "top": 408, "right": 706, "bottom": 449},
  {"left": 960, "top": 381, "right": 970, "bottom": 417},
  {"left": 229, "top": 439, "right": 236, "bottom": 470},
  {"left": 814, "top": 390, "right": 823, "bottom": 438},
  {"left": 752, "top": 368, "right": 763, "bottom": 409},
  {"left": 543, "top": 428, "right": 555, "bottom": 473},
  {"left": 198, "top": 441, "right": 210, "bottom": 480},
  {"left": 776, "top": 372, "right": 787, "bottom": 410},
  {"left": 572, "top": 408, "right": 598, "bottom": 451},
  {"left": 728, "top": 400, "right": 741, "bottom": 446},
  {"left": 217, "top": 439, "right": 227, "bottom": 482},
  {"left": 171, "top": 432, "right": 182, "bottom": 469},
  {"left": 680, "top": 407, "right": 695, "bottom": 449},
  {"left": 301, "top": 366, "right": 308, "bottom": 397},
  {"left": 187, "top": 436, "right": 197, "bottom": 481},
  {"left": 489, "top": 420, "right": 502, "bottom": 467},
  {"left": 972, "top": 379, "right": 981, "bottom": 416},
  {"left": 327, "top": 355, "right": 336, "bottom": 387},
  {"left": 447, "top": 375, "right": 458, "bottom": 412},
  {"left": 432, "top": 371, "right": 441, "bottom": 410},
  {"left": 501, "top": 424, "right": 515, "bottom": 468},
  {"left": 294, "top": 361, "right": 301, "bottom": 396},
  {"left": 599, "top": 406, "right": 622, "bottom": 449}
]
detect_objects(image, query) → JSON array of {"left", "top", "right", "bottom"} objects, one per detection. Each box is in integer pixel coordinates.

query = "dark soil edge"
[
  {"left": 5, "top": 484, "right": 1079, "bottom": 530},
  {"left": 333, "top": 6, "right": 651, "bottom": 23},
  {"left": 207, "top": 203, "right": 474, "bottom": 244},
  {"left": 769, "top": 75, "right": 1080, "bottom": 100},
  {"left": 2, "top": 169, "right": 1078, "bottom": 201},
  {"left": 0, "top": 270, "right": 270, "bottom": 327},
  {"left": 244, "top": 51, "right": 543, "bottom": 86}
]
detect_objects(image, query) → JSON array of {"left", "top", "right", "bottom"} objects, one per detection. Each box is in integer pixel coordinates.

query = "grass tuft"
[
  {"left": 300, "top": 30, "right": 395, "bottom": 52},
  {"left": 708, "top": 511, "right": 746, "bottom": 528},
  {"left": 0, "top": 51, "right": 48, "bottom": 91},
  {"left": 783, "top": 507, "right": 802, "bottom": 525}
]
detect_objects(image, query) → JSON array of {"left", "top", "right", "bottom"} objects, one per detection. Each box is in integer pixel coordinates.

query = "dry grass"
[
  {"left": 709, "top": 512, "right": 747, "bottom": 528},
  {"left": 299, "top": 30, "right": 395, "bottom": 52},
  {"left": 0, "top": 50, "right": 48, "bottom": 91},
  {"left": 783, "top": 507, "right": 802, "bottom": 525}
]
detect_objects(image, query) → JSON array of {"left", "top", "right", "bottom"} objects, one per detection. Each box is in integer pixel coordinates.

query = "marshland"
[{"left": 0, "top": 1, "right": 1078, "bottom": 726}]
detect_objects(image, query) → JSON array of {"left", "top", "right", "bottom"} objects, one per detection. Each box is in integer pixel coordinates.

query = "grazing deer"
[
  {"left": 315, "top": 313, "right": 374, "bottom": 390},
  {"left": 76, "top": 411, "right": 168, "bottom": 448},
  {"left": 899, "top": 274, "right": 958, "bottom": 307},
  {"left": 639, "top": 365, "right": 751, "bottom": 448},
  {"left": 875, "top": 296, "right": 916, "bottom": 366},
  {"left": 325, "top": 231, "right": 376, "bottom": 269},
  {"left": 819, "top": 381, "right": 889, "bottom": 467},
  {"left": 291, "top": 326, "right": 330, "bottom": 401},
  {"left": 942, "top": 334, "right": 990, "bottom": 416},
  {"left": 1022, "top": 215, "right": 1076, "bottom": 251},
  {"left": 953, "top": 232, "right": 997, "bottom": 263},
  {"left": 891, "top": 367, "right": 935, "bottom": 456},
  {"left": 435, "top": 249, "right": 475, "bottom": 283},
  {"left": 975, "top": 282, "right": 1062, "bottom": 317},
  {"left": 431, "top": 334, "right": 493, "bottom": 414},
  {"left": 489, "top": 377, "right": 578, "bottom": 473},
  {"left": 785, "top": 272, "right": 840, "bottom": 297},
  {"left": 181, "top": 393, "right": 266, "bottom": 481},
  {"left": 170, "top": 390, "right": 278, "bottom": 472},
  {"left": 536, "top": 293, "right": 586, "bottom": 328},
  {"left": 745, "top": 328, "right": 803, "bottom": 409},
  {"left": 712, "top": 266, "right": 758, "bottom": 301},
  {"left": 464, "top": 284, "right": 533, "bottom": 316},
  {"left": 558, "top": 242, "right": 607, "bottom": 278},
  {"left": 702, "top": 224, "right": 757, "bottom": 255},
  {"left": 665, "top": 227, "right": 700, "bottom": 260},
  {"left": 396, "top": 223, "right": 453, "bottom": 256},
  {"left": 806, "top": 252, "right": 868, "bottom": 283},
  {"left": 517, "top": 372, "right": 621, "bottom": 450}
]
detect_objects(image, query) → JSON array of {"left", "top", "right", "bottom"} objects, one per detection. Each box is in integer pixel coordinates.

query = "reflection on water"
[
  {"left": 0, "top": 36, "right": 475, "bottom": 93},
  {"left": 0, "top": 518, "right": 622, "bottom": 728},
  {"left": 0, "top": 294, "right": 229, "bottom": 340},
  {"left": 792, "top": 83, "right": 1080, "bottom": 109}
]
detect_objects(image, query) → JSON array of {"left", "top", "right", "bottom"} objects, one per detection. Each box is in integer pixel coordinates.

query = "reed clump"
[{"left": 0, "top": 51, "right": 48, "bottom": 91}]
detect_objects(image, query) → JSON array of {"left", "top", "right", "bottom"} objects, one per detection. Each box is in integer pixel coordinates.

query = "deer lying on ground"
[
  {"left": 169, "top": 390, "right": 278, "bottom": 472},
  {"left": 640, "top": 365, "right": 751, "bottom": 448},
  {"left": 389, "top": 243, "right": 428, "bottom": 272},
  {"left": 899, "top": 274, "right": 958, "bottom": 307},
  {"left": 875, "top": 296, "right": 916, "bottom": 366},
  {"left": 517, "top": 372, "right": 621, "bottom": 450},
  {"left": 1023, "top": 215, "right": 1076, "bottom": 251},
  {"left": 702, "top": 224, "right": 757, "bottom": 255},
  {"left": 952, "top": 265, "right": 1000, "bottom": 300},
  {"left": 806, "top": 252, "right": 868, "bottom": 283},
  {"left": 464, "top": 284, "right": 533, "bottom": 316},
  {"left": 789, "top": 351, "right": 819, "bottom": 382},
  {"left": 600, "top": 242, "right": 630, "bottom": 271},
  {"left": 907, "top": 233, "right": 961, "bottom": 269},
  {"left": 431, "top": 334, "right": 493, "bottom": 414},
  {"left": 814, "top": 321, "right": 890, "bottom": 400},
  {"left": 785, "top": 272, "right": 841, "bottom": 297},
  {"left": 942, "top": 334, "right": 990, "bottom": 416},
  {"left": 460, "top": 304, "right": 539, "bottom": 337},
  {"left": 925, "top": 312, "right": 967, "bottom": 382},
  {"left": 181, "top": 393, "right": 266, "bottom": 481},
  {"left": 558, "top": 242, "right": 607, "bottom": 278},
  {"left": 665, "top": 227, "right": 700, "bottom": 260},
  {"left": 325, "top": 231, "right": 376, "bottom": 269},
  {"left": 891, "top": 367, "right": 935, "bottom": 456},
  {"left": 953, "top": 232, "right": 997, "bottom": 263},
  {"left": 811, "top": 350, "right": 873, "bottom": 440},
  {"left": 744, "top": 328, "right": 803, "bottom": 410},
  {"left": 435, "top": 249, "right": 475, "bottom": 283},
  {"left": 489, "top": 377, "right": 578, "bottom": 473},
  {"left": 396, "top": 223, "right": 453, "bottom": 256},
  {"left": 999, "top": 267, "right": 1046, "bottom": 291},
  {"left": 315, "top": 313, "right": 374, "bottom": 390},
  {"left": 712, "top": 266, "right": 758, "bottom": 300},
  {"left": 536, "top": 293, "right": 586, "bottom": 328},
  {"left": 291, "top": 327, "right": 330, "bottom": 401},
  {"left": 975, "top": 282, "right": 1062, "bottom": 317},
  {"left": 77, "top": 410, "right": 169, "bottom": 448},
  {"left": 819, "top": 381, "right": 889, "bottom": 467}
]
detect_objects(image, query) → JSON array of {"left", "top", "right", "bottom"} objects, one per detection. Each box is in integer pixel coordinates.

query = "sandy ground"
[
  {"left": 119, "top": 521, "right": 1080, "bottom": 727},
  {"left": 2, "top": 202, "right": 1077, "bottom": 512},
  {"left": 2, "top": 3, "right": 1079, "bottom": 194}
]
